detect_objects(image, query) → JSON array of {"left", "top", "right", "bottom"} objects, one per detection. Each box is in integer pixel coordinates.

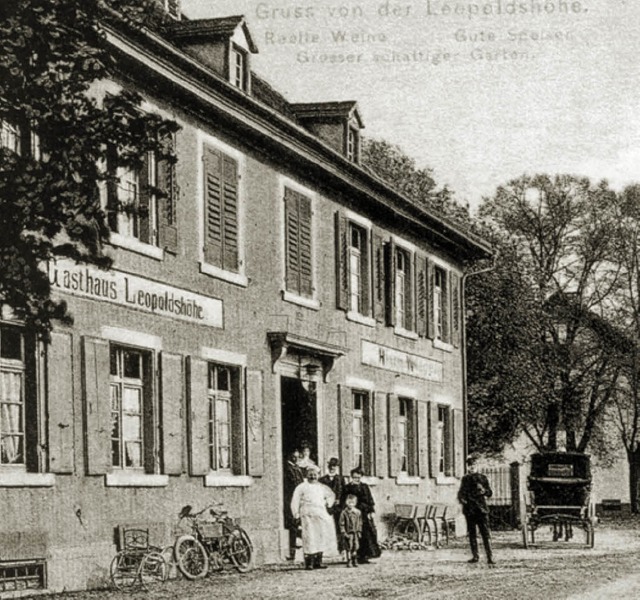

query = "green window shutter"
[
  {"left": 298, "top": 194, "right": 313, "bottom": 297},
  {"left": 453, "top": 409, "right": 464, "bottom": 478},
  {"left": 335, "top": 211, "right": 349, "bottom": 311},
  {"left": 138, "top": 150, "right": 152, "bottom": 244},
  {"left": 417, "top": 400, "right": 429, "bottom": 478},
  {"left": 442, "top": 270, "right": 451, "bottom": 343},
  {"left": 387, "top": 393, "right": 400, "bottom": 477},
  {"left": 47, "top": 331, "right": 75, "bottom": 474},
  {"left": 338, "top": 385, "right": 353, "bottom": 472},
  {"left": 284, "top": 188, "right": 300, "bottom": 294},
  {"left": 203, "top": 146, "right": 223, "bottom": 268},
  {"left": 428, "top": 401, "right": 439, "bottom": 477},
  {"left": 416, "top": 254, "right": 428, "bottom": 337},
  {"left": 361, "top": 228, "right": 371, "bottom": 316},
  {"left": 82, "top": 336, "right": 111, "bottom": 475},
  {"left": 222, "top": 155, "right": 239, "bottom": 272},
  {"left": 404, "top": 252, "right": 414, "bottom": 331},
  {"left": 106, "top": 144, "right": 119, "bottom": 233},
  {"left": 246, "top": 369, "right": 264, "bottom": 477},
  {"left": 284, "top": 187, "right": 313, "bottom": 297},
  {"left": 187, "top": 356, "right": 209, "bottom": 476},
  {"left": 384, "top": 239, "right": 396, "bottom": 327},
  {"left": 372, "top": 230, "right": 386, "bottom": 322},
  {"left": 158, "top": 133, "right": 178, "bottom": 254},
  {"left": 161, "top": 352, "right": 184, "bottom": 475},
  {"left": 427, "top": 260, "right": 435, "bottom": 340},
  {"left": 451, "top": 272, "right": 461, "bottom": 348},
  {"left": 373, "top": 391, "right": 388, "bottom": 478}
]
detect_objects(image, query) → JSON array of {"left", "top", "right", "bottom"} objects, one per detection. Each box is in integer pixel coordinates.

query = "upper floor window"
[
  {"left": 231, "top": 46, "right": 248, "bottom": 91},
  {"left": 1, "top": 120, "right": 41, "bottom": 159},
  {"left": 203, "top": 145, "right": 240, "bottom": 273},
  {"left": 0, "top": 326, "right": 25, "bottom": 467},
  {"left": 284, "top": 187, "right": 313, "bottom": 299},
  {"left": 434, "top": 267, "right": 449, "bottom": 342},
  {"left": 106, "top": 127, "right": 178, "bottom": 254},
  {"left": 0, "top": 121, "right": 20, "bottom": 154},
  {"left": 395, "top": 248, "right": 413, "bottom": 332}
]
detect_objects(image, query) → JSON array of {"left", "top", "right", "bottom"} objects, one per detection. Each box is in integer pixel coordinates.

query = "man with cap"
[
  {"left": 320, "top": 457, "right": 343, "bottom": 550},
  {"left": 457, "top": 453, "right": 495, "bottom": 565}
]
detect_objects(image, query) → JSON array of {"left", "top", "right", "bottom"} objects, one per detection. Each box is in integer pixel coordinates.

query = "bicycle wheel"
[
  {"left": 174, "top": 535, "right": 209, "bottom": 579},
  {"left": 110, "top": 552, "right": 137, "bottom": 590},
  {"left": 227, "top": 528, "right": 253, "bottom": 573},
  {"left": 140, "top": 551, "right": 168, "bottom": 589}
]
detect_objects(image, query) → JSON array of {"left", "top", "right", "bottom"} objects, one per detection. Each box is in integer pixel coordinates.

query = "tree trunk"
[
  {"left": 546, "top": 403, "right": 559, "bottom": 450},
  {"left": 628, "top": 448, "right": 640, "bottom": 514}
]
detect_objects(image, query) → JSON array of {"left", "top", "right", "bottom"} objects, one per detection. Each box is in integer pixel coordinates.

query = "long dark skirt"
[{"left": 358, "top": 515, "right": 380, "bottom": 560}]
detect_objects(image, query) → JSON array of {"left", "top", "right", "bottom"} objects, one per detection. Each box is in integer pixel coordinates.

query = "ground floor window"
[
  {"left": 437, "top": 405, "right": 453, "bottom": 476},
  {"left": 0, "top": 325, "right": 25, "bottom": 466},
  {"left": 352, "top": 390, "right": 372, "bottom": 473},
  {"left": 399, "top": 397, "right": 417, "bottom": 476}
]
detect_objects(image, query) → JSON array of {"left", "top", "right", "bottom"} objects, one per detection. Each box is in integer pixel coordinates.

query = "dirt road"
[{"left": 41, "top": 523, "right": 640, "bottom": 600}]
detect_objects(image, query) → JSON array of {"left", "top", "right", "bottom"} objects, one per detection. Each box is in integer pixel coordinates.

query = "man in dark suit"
[
  {"left": 457, "top": 453, "right": 495, "bottom": 565},
  {"left": 283, "top": 450, "right": 305, "bottom": 560}
]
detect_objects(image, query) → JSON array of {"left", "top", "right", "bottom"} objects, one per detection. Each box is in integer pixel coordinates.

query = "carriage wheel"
[
  {"left": 140, "top": 551, "right": 168, "bottom": 590},
  {"left": 174, "top": 535, "right": 209, "bottom": 580},
  {"left": 110, "top": 552, "right": 137, "bottom": 590}
]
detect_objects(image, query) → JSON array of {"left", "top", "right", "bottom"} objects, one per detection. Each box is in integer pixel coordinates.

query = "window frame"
[
  {"left": 351, "top": 389, "right": 373, "bottom": 473},
  {"left": 0, "top": 325, "right": 26, "bottom": 469},
  {"left": 393, "top": 243, "right": 416, "bottom": 337},
  {"left": 437, "top": 405, "right": 453, "bottom": 477},
  {"left": 397, "top": 396, "right": 418, "bottom": 477},
  {"left": 230, "top": 44, "right": 248, "bottom": 91}
]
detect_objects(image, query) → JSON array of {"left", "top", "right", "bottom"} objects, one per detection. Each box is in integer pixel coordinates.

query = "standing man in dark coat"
[
  {"left": 284, "top": 450, "right": 304, "bottom": 561},
  {"left": 457, "top": 453, "right": 495, "bottom": 565},
  {"left": 341, "top": 468, "right": 380, "bottom": 563},
  {"left": 319, "top": 457, "right": 343, "bottom": 550}
]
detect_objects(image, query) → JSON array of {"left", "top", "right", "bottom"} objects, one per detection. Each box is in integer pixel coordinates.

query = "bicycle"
[
  {"left": 173, "top": 503, "right": 254, "bottom": 579},
  {"left": 110, "top": 527, "right": 168, "bottom": 591}
]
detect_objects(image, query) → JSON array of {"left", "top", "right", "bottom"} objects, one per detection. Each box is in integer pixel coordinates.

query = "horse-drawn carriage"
[{"left": 521, "top": 452, "right": 595, "bottom": 548}]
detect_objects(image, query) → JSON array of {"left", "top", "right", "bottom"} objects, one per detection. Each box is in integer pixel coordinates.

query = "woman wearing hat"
[
  {"left": 320, "top": 457, "right": 344, "bottom": 550},
  {"left": 291, "top": 464, "right": 338, "bottom": 569}
]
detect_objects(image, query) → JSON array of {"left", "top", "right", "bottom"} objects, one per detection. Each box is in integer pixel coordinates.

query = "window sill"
[
  {"left": 394, "top": 327, "right": 419, "bottom": 341},
  {"left": 395, "top": 474, "right": 422, "bottom": 486},
  {"left": 105, "top": 472, "right": 169, "bottom": 487},
  {"left": 282, "top": 291, "right": 320, "bottom": 311},
  {"left": 200, "top": 262, "right": 248, "bottom": 288},
  {"left": 433, "top": 339, "right": 454, "bottom": 352},
  {"left": 110, "top": 233, "right": 164, "bottom": 260},
  {"left": 205, "top": 474, "right": 253, "bottom": 487},
  {"left": 361, "top": 476, "right": 380, "bottom": 486},
  {"left": 0, "top": 472, "right": 55, "bottom": 487},
  {"left": 436, "top": 475, "right": 458, "bottom": 486},
  {"left": 346, "top": 311, "right": 376, "bottom": 328}
]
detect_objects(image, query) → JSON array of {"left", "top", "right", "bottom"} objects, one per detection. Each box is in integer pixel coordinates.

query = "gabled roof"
[
  {"left": 166, "top": 15, "right": 258, "bottom": 53},
  {"left": 291, "top": 101, "right": 364, "bottom": 129}
]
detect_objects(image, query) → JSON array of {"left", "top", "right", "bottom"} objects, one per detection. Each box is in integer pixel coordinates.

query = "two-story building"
[{"left": 0, "top": 2, "right": 491, "bottom": 593}]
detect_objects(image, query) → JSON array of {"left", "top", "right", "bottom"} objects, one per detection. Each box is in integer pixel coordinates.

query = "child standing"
[{"left": 339, "top": 494, "right": 362, "bottom": 568}]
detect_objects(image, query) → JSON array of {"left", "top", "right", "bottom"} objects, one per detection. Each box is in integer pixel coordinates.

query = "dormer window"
[
  {"left": 231, "top": 45, "right": 248, "bottom": 91},
  {"left": 347, "top": 126, "right": 359, "bottom": 163},
  {"left": 162, "top": 0, "right": 181, "bottom": 20}
]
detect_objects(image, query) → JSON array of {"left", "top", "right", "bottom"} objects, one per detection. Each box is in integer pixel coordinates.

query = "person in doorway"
[
  {"left": 457, "top": 453, "right": 495, "bottom": 565},
  {"left": 319, "top": 457, "right": 343, "bottom": 550},
  {"left": 341, "top": 468, "right": 380, "bottom": 563},
  {"left": 297, "top": 442, "right": 318, "bottom": 476},
  {"left": 339, "top": 494, "right": 362, "bottom": 568},
  {"left": 284, "top": 450, "right": 305, "bottom": 561},
  {"left": 290, "top": 465, "right": 338, "bottom": 570}
]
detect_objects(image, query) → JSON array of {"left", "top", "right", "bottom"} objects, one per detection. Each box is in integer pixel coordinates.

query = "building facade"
[{"left": 0, "top": 4, "right": 490, "bottom": 594}]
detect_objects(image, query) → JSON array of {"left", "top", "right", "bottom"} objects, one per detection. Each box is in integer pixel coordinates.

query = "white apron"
[{"left": 291, "top": 481, "right": 338, "bottom": 555}]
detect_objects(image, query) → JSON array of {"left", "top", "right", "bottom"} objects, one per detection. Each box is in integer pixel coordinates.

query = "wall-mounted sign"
[
  {"left": 49, "top": 260, "right": 223, "bottom": 328},
  {"left": 361, "top": 340, "right": 443, "bottom": 382}
]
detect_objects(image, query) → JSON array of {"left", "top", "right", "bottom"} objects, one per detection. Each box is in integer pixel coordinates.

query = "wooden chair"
[
  {"left": 416, "top": 504, "right": 437, "bottom": 546},
  {"left": 391, "top": 503, "right": 420, "bottom": 541}
]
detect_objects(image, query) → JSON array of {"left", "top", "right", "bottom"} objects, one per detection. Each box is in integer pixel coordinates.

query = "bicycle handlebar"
[{"left": 179, "top": 503, "right": 227, "bottom": 519}]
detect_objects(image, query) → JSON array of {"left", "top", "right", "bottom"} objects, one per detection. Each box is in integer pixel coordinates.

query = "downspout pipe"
[{"left": 460, "top": 249, "right": 500, "bottom": 470}]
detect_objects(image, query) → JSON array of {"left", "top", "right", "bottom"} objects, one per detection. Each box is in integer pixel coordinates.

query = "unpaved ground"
[{"left": 37, "top": 521, "right": 640, "bottom": 600}]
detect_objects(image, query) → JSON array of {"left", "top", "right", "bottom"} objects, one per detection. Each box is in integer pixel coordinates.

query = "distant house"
[{"left": 0, "top": 1, "right": 490, "bottom": 593}]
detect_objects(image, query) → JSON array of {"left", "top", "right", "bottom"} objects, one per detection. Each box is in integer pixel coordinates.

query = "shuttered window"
[
  {"left": 394, "top": 248, "right": 414, "bottom": 332},
  {"left": 203, "top": 146, "right": 240, "bottom": 273},
  {"left": 437, "top": 406, "right": 454, "bottom": 476},
  {"left": 284, "top": 187, "right": 313, "bottom": 298}
]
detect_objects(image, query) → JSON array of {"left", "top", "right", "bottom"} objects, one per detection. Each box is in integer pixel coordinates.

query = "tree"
[
  {"left": 0, "top": 0, "right": 178, "bottom": 337},
  {"left": 473, "top": 174, "right": 624, "bottom": 454},
  {"left": 361, "top": 137, "right": 472, "bottom": 225}
]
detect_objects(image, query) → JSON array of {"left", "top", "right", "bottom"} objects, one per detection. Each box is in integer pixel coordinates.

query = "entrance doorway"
[{"left": 281, "top": 376, "right": 318, "bottom": 465}]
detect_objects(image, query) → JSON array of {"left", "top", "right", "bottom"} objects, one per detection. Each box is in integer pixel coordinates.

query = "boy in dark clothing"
[
  {"left": 457, "top": 453, "right": 495, "bottom": 565},
  {"left": 339, "top": 494, "right": 362, "bottom": 568}
]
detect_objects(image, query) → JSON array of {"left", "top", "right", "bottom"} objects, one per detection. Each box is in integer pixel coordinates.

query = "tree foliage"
[
  {"left": 469, "top": 174, "right": 626, "bottom": 455},
  {"left": 0, "top": 0, "right": 178, "bottom": 336}
]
